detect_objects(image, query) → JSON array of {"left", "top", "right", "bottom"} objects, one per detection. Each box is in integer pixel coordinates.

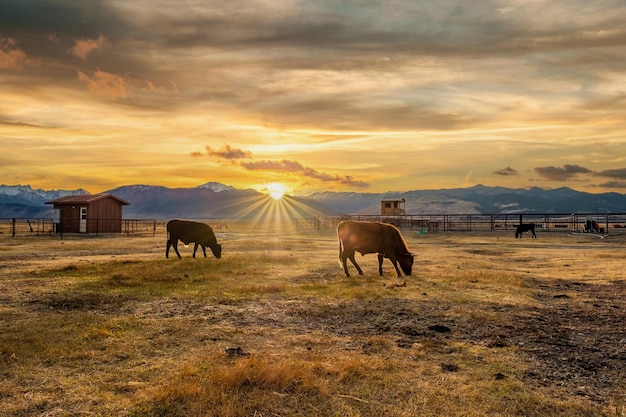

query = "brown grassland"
[{"left": 0, "top": 225, "right": 625, "bottom": 416}]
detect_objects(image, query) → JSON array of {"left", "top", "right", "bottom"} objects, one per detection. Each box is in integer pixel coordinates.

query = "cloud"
[
  {"left": 493, "top": 166, "right": 519, "bottom": 176},
  {"left": 593, "top": 168, "right": 626, "bottom": 189},
  {"left": 205, "top": 144, "right": 252, "bottom": 159},
  {"left": 70, "top": 35, "right": 109, "bottom": 60},
  {"left": 200, "top": 143, "right": 368, "bottom": 187},
  {"left": 594, "top": 168, "right": 626, "bottom": 180},
  {"left": 78, "top": 69, "right": 129, "bottom": 98},
  {"left": 240, "top": 159, "right": 369, "bottom": 187},
  {"left": 534, "top": 164, "right": 592, "bottom": 181},
  {"left": 0, "top": 37, "right": 28, "bottom": 69},
  {"left": 598, "top": 181, "right": 626, "bottom": 189}
]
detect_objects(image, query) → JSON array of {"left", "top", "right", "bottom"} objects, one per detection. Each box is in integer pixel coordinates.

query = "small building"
[
  {"left": 381, "top": 198, "right": 406, "bottom": 216},
  {"left": 45, "top": 193, "right": 130, "bottom": 234}
]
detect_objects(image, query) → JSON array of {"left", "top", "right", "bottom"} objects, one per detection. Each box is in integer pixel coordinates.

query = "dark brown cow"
[
  {"left": 166, "top": 220, "right": 222, "bottom": 259},
  {"left": 515, "top": 223, "right": 536, "bottom": 239},
  {"left": 337, "top": 220, "right": 414, "bottom": 277}
]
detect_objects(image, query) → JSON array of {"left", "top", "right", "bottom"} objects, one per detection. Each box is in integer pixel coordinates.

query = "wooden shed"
[
  {"left": 381, "top": 198, "right": 406, "bottom": 216},
  {"left": 45, "top": 193, "right": 130, "bottom": 234}
]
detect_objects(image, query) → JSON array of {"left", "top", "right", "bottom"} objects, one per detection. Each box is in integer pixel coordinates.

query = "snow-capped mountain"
[
  {"left": 196, "top": 182, "right": 236, "bottom": 192},
  {"left": 0, "top": 184, "right": 89, "bottom": 204},
  {"left": 1, "top": 182, "right": 625, "bottom": 219}
]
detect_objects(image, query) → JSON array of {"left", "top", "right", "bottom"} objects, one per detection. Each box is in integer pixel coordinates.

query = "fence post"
[{"left": 11, "top": 218, "right": 16, "bottom": 238}]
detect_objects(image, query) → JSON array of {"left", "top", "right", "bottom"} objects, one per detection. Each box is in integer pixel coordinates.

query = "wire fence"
[
  {"left": 0, "top": 218, "right": 233, "bottom": 239},
  {"left": 294, "top": 213, "right": 626, "bottom": 235},
  {"left": 2, "top": 213, "right": 625, "bottom": 239},
  {"left": 0, "top": 218, "right": 162, "bottom": 238}
]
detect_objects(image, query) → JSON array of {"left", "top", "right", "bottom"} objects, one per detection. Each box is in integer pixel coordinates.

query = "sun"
[{"left": 266, "top": 182, "right": 287, "bottom": 200}]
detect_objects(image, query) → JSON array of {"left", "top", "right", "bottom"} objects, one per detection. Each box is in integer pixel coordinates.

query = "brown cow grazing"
[
  {"left": 166, "top": 220, "right": 222, "bottom": 259},
  {"left": 337, "top": 220, "right": 414, "bottom": 277}
]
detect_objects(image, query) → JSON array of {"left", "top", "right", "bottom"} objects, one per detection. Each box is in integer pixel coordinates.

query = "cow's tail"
[{"left": 338, "top": 235, "right": 344, "bottom": 269}]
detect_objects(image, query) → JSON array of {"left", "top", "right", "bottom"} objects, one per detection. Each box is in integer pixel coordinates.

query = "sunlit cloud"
[
  {"left": 70, "top": 35, "right": 109, "bottom": 60},
  {"left": 76, "top": 69, "right": 177, "bottom": 99},
  {"left": 0, "top": 37, "right": 28, "bottom": 69},
  {"left": 78, "top": 69, "right": 129, "bottom": 98}
]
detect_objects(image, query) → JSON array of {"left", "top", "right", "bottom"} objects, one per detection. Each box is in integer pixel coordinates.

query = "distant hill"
[
  {"left": 107, "top": 184, "right": 336, "bottom": 219},
  {"left": 306, "top": 185, "right": 626, "bottom": 214},
  {"left": 1, "top": 183, "right": 625, "bottom": 219}
]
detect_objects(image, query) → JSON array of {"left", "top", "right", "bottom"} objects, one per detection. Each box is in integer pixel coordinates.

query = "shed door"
[{"left": 79, "top": 207, "right": 87, "bottom": 233}]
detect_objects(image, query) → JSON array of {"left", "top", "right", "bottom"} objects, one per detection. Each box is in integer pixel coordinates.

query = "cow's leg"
[
  {"left": 201, "top": 245, "right": 207, "bottom": 257},
  {"left": 339, "top": 250, "right": 351, "bottom": 276},
  {"left": 172, "top": 240, "right": 182, "bottom": 259},
  {"left": 338, "top": 244, "right": 350, "bottom": 276},
  {"left": 378, "top": 254, "right": 384, "bottom": 276},
  {"left": 531, "top": 229, "right": 536, "bottom": 239},
  {"left": 193, "top": 243, "right": 199, "bottom": 258},
  {"left": 387, "top": 255, "right": 402, "bottom": 277},
  {"left": 342, "top": 249, "right": 363, "bottom": 276},
  {"left": 348, "top": 253, "right": 364, "bottom": 275},
  {"left": 166, "top": 239, "right": 172, "bottom": 258}
]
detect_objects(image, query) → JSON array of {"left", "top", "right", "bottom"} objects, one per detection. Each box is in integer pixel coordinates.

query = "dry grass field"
[{"left": 1, "top": 225, "right": 625, "bottom": 416}]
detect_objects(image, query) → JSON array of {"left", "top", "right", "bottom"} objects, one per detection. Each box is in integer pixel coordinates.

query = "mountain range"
[{"left": 1, "top": 183, "right": 625, "bottom": 220}]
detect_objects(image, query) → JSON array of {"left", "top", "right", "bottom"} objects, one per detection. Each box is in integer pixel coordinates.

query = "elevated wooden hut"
[{"left": 381, "top": 198, "right": 405, "bottom": 216}]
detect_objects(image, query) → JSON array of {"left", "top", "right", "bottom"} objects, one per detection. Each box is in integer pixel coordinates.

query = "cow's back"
[
  {"left": 167, "top": 220, "right": 215, "bottom": 244},
  {"left": 338, "top": 220, "right": 403, "bottom": 254}
]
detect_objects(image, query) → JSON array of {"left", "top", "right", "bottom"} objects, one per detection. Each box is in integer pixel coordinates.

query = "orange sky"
[{"left": 1, "top": 1, "right": 626, "bottom": 196}]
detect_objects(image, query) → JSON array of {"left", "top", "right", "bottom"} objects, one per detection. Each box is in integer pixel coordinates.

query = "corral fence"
[
  {"left": 0, "top": 218, "right": 161, "bottom": 239},
  {"left": 294, "top": 213, "right": 626, "bottom": 234},
  {"left": 2, "top": 214, "right": 626, "bottom": 239},
  {"left": 0, "top": 218, "right": 232, "bottom": 239}
]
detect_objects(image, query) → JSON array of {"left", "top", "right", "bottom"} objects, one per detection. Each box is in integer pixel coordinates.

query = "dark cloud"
[
  {"left": 0, "top": 1, "right": 128, "bottom": 40},
  {"left": 534, "top": 164, "right": 592, "bottom": 181},
  {"left": 206, "top": 145, "right": 252, "bottom": 159},
  {"left": 200, "top": 144, "right": 369, "bottom": 187},
  {"left": 493, "top": 166, "right": 518, "bottom": 176},
  {"left": 594, "top": 168, "right": 626, "bottom": 180},
  {"left": 241, "top": 159, "right": 369, "bottom": 187},
  {"left": 598, "top": 181, "right": 626, "bottom": 189}
]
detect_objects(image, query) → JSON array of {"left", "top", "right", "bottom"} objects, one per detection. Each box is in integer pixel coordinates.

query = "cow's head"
[
  {"left": 210, "top": 243, "right": 222, "bottom": 259},
  {"left": 400, "top": 252, "right": 414, "bottom": 276}
]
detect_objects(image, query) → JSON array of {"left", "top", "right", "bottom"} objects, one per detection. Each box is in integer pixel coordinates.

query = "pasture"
[{"left": 0, "top": 226, "right": 624, "bottom": 416}]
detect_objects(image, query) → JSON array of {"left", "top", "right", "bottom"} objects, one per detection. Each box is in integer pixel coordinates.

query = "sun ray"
[{"left": 223, "top": 186, "right": 330, "bottom": 233}]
